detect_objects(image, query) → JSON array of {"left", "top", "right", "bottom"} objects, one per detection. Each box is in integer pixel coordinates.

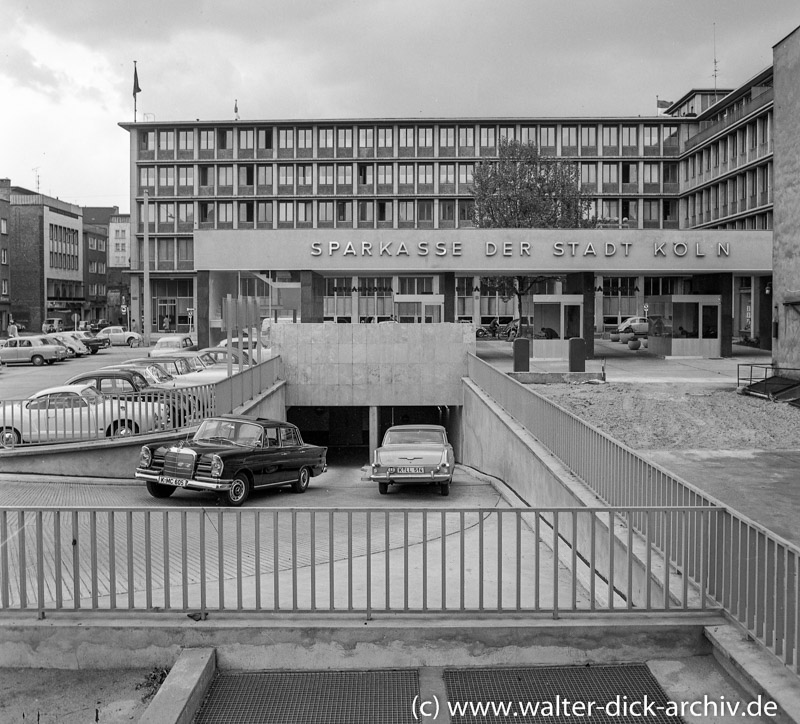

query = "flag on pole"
[
  {"left": 656, "top": 99, "right": 672, "bottom": 109},
  {"left": 235, "top": 99, "right": 239, "bottom": 120},
  {"left": 133, "top": 64, "right": 142, "bottom": 97}
]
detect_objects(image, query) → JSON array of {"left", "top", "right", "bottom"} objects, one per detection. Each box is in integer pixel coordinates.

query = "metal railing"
[
  {"left": 0, "top": 506, "right": 720, "bottom": 619},
  {"left": 466, "top": 354, "right": 800, "bottom": 674},
  {"left": 0, "top": 357, "right": 281, "bottom": 448}
]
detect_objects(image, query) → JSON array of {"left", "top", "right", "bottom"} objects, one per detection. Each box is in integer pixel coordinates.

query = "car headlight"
[
  {"left": 139, "top": 446, "right": 152, "bottom": 468},
  {"left": 210, "top": 454, "right": 224, "bottom": 478}
]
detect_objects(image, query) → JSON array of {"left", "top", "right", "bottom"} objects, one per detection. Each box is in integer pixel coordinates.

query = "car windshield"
[
  {"left": 79, "top": 387, "right": 105, "bottom": 405},
  {"left": 194, "top": 419, "right": 263, "bottom": 447},
  {"left": 383, "top": 429, "right": 445, "bottom": 445},
  {"left": 142, "top": 365, "right": 173, "bottom": 384}
]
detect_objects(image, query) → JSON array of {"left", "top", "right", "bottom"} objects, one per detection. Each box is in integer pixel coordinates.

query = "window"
[
  {"left": 643, "top": 126, "right": 659, "bottom": 148},
  {"left": 418, "top": 128, "right": 433, "bottom": 147},
  {"left": 278, "top": 129, "right": 294, "bottom": 149},
  {"left": 519, "top": 127, "right": 535, "bottom": 144},
  {"left": 139, "top": 167, "right": 155, "bottom": 187},
  {"left": 318, "top": 164, "right": 334, "bottom": 185},
  {"left": 278, "top": 165, "right": 294, "bottom": 185},
  {"left": 139, "top": 130, "right": 155, "bottom": 151},
  {"left": 580, "top": 126, "right": 597, "bottom": 147},
  {"left": 621, "top": 126, "right": 638, "bottom": 147},
  {"left": 218, "top": 166, "right": 234, "bottom": 186},
  {"left": 398, "top": 276, "right": 433, "bottom": 294},
  {"left": 459, "top": 163, "right": 474, "bottom": 184},
  {"left": 540, "top": 126, "right": 556, "bottom": 147},
  {"left": 257, "top": 165, "right": 273, "bottom": 186},
  {"left": 377, "top": 201, "right": 393, "bottom": 222},
  {"left": 257, "top": 201, "right": 273, "bottom": 223},
  {"left": 602, "top": 126, "right": 618, "bottom": 147},
  {"left": 602, "top": 200, "right": 619, "bottom": 219},
  {"left": 621, "top": 162, "right": 637, "bottom": 183},
  {"left": 439, "top": 163, "right": 455, "bottom": 184},
  {"left": 440, "top": 200, "right": 455, "bottom": 221},
  {"left": 297, "top": 128, "right": 312, "bottom": 149},
  {"left": 499, "top": 126, "right": 515, "bottom": 142},
  {"left": 199, "top": 201, "right": 214, "bottom": 222},
  {"left": 178, "top": 167, "right": 194, "bottom": 187},
  {"left": 602, "top": 163, "right": 618, "bottom": 183},
  {"left": 663, "top": 125, "right": 678, "bottom": 146},
  {"left": 0, "top": 218, "right": 6, "bottom": 234},
  {"left": 418, "top": 164, "right": 433, "bottom": 185},
  {"left": 643, "top": 200, "right": 659, "bottom": 221},
  {"left": 218, "top": 202, "right": 233, "bottom": 223},
  {"left": 337, "top": 164, "right": 352, "bottom": 186},
  {"left": 217, "top": 129, "right": 233, "bottom": 150},
  {"left": 257, "top": 128, "right": 273, "bottom": 150},
  {"left": 158, "top": 203, "right": 174, "bottom": 223},
  {"left": 418, "top": 200, "right": 433, "bottom": 222},
  {"left": 459, "top": 127, "right": 474, "bottom": 147},
  {"left": 336, "top": 201, "right": 352, "bottom": 222},
  {"left": 378, "top": 128, "right": 393, "bottom": 148},
  {"left": 480, "top": 127, "right": 496, "bottom": 147},
  {"left": 238, "top": 165, "right": 254, "bottom": 186},
  {"left": 643, "top": 163, "right": 660, "bottom": 184},
  {"left": 358, "top": 201, "right": 374, "bottom": 222},
  {"left": 399, "top": 127, "right": 415, "bottom": 148},
  {"left": 358, "top": 164, "right": 373, "bottom": 185},
  {"left": 398, "top": 201, "right": 414, "bottom": 222},
  {"left": 439, "top": 127, "right": 455, "bottom": 148},
  {"left": 377, "top": 164, "right": 393, "bottom": 185},
  {"left": 337, "top": 128, "right": 353, "bottom": 148},
  {"left": 319, "top": 128, "right": 334, "bottom": 148},
  {"left": 398, "top": 164, "right": 414, "bottom": 185},
  {"left": 318, "top": 201, "right": 334, "bottom": 222},
  {"left": 358, "top": 127, "right": 374, "bottom": 148},
  {"left": 1, "top": 249, "right": 7, "bottom": 264},
  {"left": 561, "top": 126, "right": 577, "bottom": 148},
  {"left": 178, "top": 130, "right": 194, "bottom": 150},
  {"left": 580, "top": 163, "right": 596, "bottom": 184},
  {"left": 158, "top": 130, "right": 174, "bottom": 150},
  {"left": 297, "top": 201, "right": 312, "bottom": 222},
  {"left": 278, "top": 201, "right": 294, "bottom": 223},
  {"left": 178, "top": 202, "right": 194, "bottom": 224},
  {"left": 297, "top": 165, "right": 313, "bottom": 186},
  {"left": 239, "top": 129, "right": 254, "bottom": 150},
  {"left": 199, "top": 130, "right": 214, "bottom": 150},
  {"left": 158, "top": 167, "right": 174, "bottom": 187}
]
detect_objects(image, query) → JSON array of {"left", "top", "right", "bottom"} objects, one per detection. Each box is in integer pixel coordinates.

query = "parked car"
[
  {"left": 617, "top": 317, "right": 649, "bottom": 335},
  {"left": 0, "top": 335, "right": 68, "bottom": 366},
  {"left": 0, "top": 383, "right": 169, "bottom": 447},
  {"left": 95, "top": 326, "right": 143, "bottom": 347},
  {"left": 167, "top": 351, "right": 233, "bottom": 381},
  {"left": 369, "top": 424, "right": 455, "bottom": 496},
  {"left": 52, "top": 333, "right": 90, "bottom": 358},
  {"left": 135, "top": 415, "right": 327, "bottom": 505},
  {"left": 66, "top": 368, "right": 198, "bottom": 427},
  {"left": 67, "top": 330, "right": 110, "bottom": 354},
  {"left": 96, "top": 319, "right": 111, "bottom": 331},
  {"left": 198, "top": 346, "right": 251, "bottom": 366},
  {"left": 124, "top": 356, "right": 193, "bottom": 378},
  {"left": 149, "top": 334, "right": 198, "bottom": 358}
]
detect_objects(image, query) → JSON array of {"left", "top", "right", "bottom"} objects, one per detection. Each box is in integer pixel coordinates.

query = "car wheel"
[
  {"left": 107, "top": 421, "right": 137, "bottom": 437},
  {"left": 378, "top": 482, "right": 389, "bottom": 495},
  {"left": 90, "top": 349, "right": 98, "bottom": 354},
  {"left": 293, "top": 466, "right": 310, "bottom": 493},
  {"left": 46, "top": 359, "right": 55, "bottom": 365},
  {"left": 146, "top": 480, "right": 176, "bottom": 498},
  {"left": 128, "top": 337, "right": 140, "bottom": 348},
  {"left": 226, "top": 473, "right": 250, "bottom": 506},
  {"left": 31, "top": 355, "right": 44, "bottom": 367},
  {"left": 0, "top": 427, "right": 21, "bottom": 448},
  {"left": 440, "top": 480, "right": 451, "bottom": 496}
]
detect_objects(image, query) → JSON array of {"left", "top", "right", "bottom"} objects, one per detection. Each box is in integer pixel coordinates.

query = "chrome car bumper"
[
  {"left": 135, "top": 468, "right": 233, "bottom": 492},
  {"left": 369, "top": 470, "right": 451, "bottom": 484}
]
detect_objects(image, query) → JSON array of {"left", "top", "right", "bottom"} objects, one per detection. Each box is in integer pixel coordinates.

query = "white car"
[
  {"left": 96, "top": 326, "right": 143, "bottom": 347},
  {"left": 0, "top": 383, "right": 169, "bottom": 447},
  {"left": 149, "top": 334, "right": 198, "bottom": 357},
  {"left": 52, "top": 333, "right": 90, "bottom": 357},
  {"left": 617, "top": 317, "right": 649, "bottom": 335}
]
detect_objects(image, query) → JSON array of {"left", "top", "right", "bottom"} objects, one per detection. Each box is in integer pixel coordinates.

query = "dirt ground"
[
  {"left": 533, "top": 380, "right": 800, "bottom": 451},
  {"left": 0, "top": 668, "right": 155, "bottom": 723}
]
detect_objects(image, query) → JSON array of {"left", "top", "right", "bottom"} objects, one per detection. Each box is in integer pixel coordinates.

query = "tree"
[{"left": 471, "top": 139, "right": 593, "bottom": 334}]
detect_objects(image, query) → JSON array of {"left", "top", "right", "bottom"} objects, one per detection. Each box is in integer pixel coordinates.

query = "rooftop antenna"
[
  {"left": 32, "top": 167, "right": 40, "bottom": 193},
  {"left": 713, "top": 23, "right": 719, "bottom": 102}
]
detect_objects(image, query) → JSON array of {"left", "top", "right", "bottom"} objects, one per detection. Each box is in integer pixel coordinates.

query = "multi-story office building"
[
  {"left": 108, "top": 213, "right": 132, "bottom": 327},
  {"left": 0, "top": 180, "right": 11, "bottom": 333},
  {"left": 120, "top": 73, "right": 774, "bottom": 356},
  {"left": 82, "top": 224, "right": 108, "bottom": 324}
]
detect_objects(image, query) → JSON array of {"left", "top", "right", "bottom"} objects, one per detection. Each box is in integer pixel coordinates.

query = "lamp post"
[{"left": 142, "top": 189, "right": 151, "bottom": 347}]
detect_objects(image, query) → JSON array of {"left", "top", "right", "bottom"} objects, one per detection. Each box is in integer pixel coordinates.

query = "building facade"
[
  {"left": 82, "top": 224, "right": 108, "bottom": 324},
  {"left": 120, "top": 75, "right": 776, "bottom": 355},
  {"left": 0, "top": 180, "right": 11, "bottom": 333}
]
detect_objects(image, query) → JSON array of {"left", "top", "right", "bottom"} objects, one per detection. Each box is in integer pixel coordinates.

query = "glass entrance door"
[{"left": 157, "top": 298, "right": 177, "bottom": 332}]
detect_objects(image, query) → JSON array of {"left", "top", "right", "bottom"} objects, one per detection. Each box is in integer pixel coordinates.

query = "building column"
[
  {"left": 369, "top": 406, "right": 379, "bottom": 459},
  {"left": 300, "top": 270, "right": 325, "bottom": 323},
  {"left": 473, "top": 275, "right": 482, "bottom": 325},
  {"left": 442, "top": 272, "right": 455, "bottom": 322}
]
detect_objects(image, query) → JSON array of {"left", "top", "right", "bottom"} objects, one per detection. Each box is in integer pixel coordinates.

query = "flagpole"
[{"left": 134, "top": 61, "right": 138, "bottom": 122}]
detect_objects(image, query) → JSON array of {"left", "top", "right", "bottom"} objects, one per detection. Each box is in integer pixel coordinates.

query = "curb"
[{"left": 140, "top": 648, "right": 216, "bottom": 724}]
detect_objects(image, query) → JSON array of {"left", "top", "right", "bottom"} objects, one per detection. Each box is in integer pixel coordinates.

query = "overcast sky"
[{"left": 2, "top": 0, "right": 799, "bottom": 214}]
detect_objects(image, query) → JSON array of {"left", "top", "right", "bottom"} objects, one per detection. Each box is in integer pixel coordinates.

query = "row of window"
[
  {"left": 87, "top": 236, "right": 107, "bottom": 251},
  {"left": 138, "top": 159, "right": 681, "bottom": 192},
  {"left": 140, "top": 124, "right": 681, "bottom": 154},
  {"left": 137, "top": 197, "right": 680, "bottom": 227}
]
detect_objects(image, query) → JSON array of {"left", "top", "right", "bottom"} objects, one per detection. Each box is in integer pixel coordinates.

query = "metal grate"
[
  {"left": 443, "top": 664, "right": 683, "bottom": 723},
  {"left": 193, "top": 670, "right": 419, "bottom": 724}
]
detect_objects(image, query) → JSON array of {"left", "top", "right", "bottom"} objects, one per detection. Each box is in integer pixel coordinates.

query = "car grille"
[{"left": 162, "top": 448, "right": 198, "bottom": 479}]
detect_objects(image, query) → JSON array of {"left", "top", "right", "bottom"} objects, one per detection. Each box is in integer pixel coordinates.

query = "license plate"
[
  {"left": 159, "top": 475, "right": 188, "bottom": 487},
  {"left": 391, "top": 467, "right": 424, "bottom": 474}
]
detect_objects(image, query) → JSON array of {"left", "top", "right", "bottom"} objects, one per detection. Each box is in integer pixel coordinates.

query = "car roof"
[
  {"left": 33, "top": 383, "right": 97, "bottom": 395},
  {"left": 206, "top": 414, "right": 288, "bottom": 428},
  {"left": 386, "top": 424, "right": 445, "bottom": 431}
]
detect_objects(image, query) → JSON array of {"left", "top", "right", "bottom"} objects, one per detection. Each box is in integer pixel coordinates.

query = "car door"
[
  {"left": 275, "top": 425, "right": 304, "bottom": 482},
  {"left": 253, "top": 425, "right": 282, "bottom": 487}
]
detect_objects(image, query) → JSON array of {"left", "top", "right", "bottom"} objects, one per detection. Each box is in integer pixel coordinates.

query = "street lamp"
[{"left": 142, "top": 189, "right": 151, "bottom": 346}]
